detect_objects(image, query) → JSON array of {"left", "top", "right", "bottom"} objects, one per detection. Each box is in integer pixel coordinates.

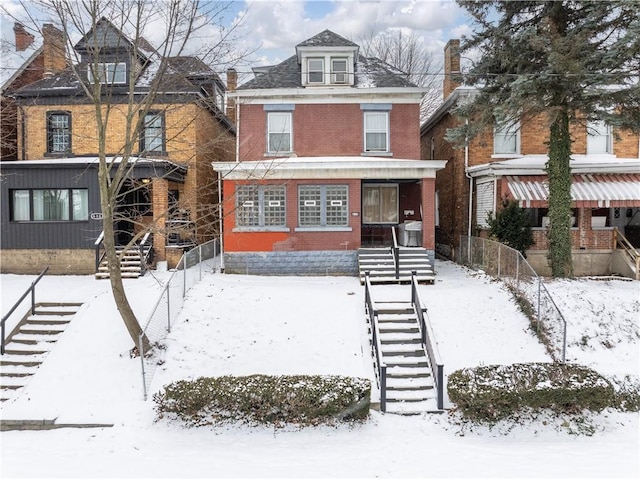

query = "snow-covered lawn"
[{"left": 1, "top": 260, "right": 638, "bottom": 478}]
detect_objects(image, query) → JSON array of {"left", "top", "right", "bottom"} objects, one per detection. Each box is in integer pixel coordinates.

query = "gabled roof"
[
  {"left": 238, "top": 55, "right": 418, "bottom": 90},
  {"left": 296, "top": 29, "right": 358, "bottom": 48},
  {"left": 74, "top": 17, "right": 141, "bottom": 56}
]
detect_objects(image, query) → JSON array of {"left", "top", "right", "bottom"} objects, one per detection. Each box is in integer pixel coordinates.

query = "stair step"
[
  {"left": 382, "top": 344, "right": 426, "bottom": 355},
  {"left": 386, "top": 389, "right": 434, "bottom": 402},
  {"left": 387, "top": 366, "right": 432, "bottom": 378},
  {"left": 384, "top": 356, "right": 429, "bottom": 367},
  {"left": 378, "top": 323, "right": 419, "bottom": 333},
  {"left": 0, "top": 376, "right": 29, "bottom": 387},
  {"left": 386, "top": 376, "right": 434, "bottom": 390},
  {"left": 384, "top": 398, "right": 439, "bottom": 415},
  {"left": 3, "top": 343, "right": 51, "bottom": 354},
  {"left": 11, "top": 332, "right": 61, "bottom": 343}
]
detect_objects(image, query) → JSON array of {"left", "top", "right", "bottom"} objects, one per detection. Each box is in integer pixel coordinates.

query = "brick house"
[
  {"left": 421, "top": 40, "right": 640, "bottom": 276},
  {"left": 0, "top": 18, "right": 235, "bottom": 274},
  {"left": 212, "top": 30, "right": 445, "bottom": 275}
]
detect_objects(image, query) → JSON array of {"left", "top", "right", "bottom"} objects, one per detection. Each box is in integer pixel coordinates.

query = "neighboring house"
[
  {"left": 1, "top": 23, "right": 68, "bottom": 161},
  {"left": 212, "top": 30, "right": 445, "bottom": 275},
  {"left": 421, "top": 40, "right": 640, "bottom": 277},
  {"left": 0, "top": 18, "right": 235, "bottom": 275}
]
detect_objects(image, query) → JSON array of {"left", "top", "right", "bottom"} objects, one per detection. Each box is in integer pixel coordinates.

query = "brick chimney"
[
  {"left": 42, "top": 24, "right": 66, "bottom": 78},
  {"left": 226, "top": 68, "right": 237, "bottom": 124},
  {"left": 443, "top": 39, "right": 461, "bottom": 99},
  {"left": 14, "top": 23, "right": 35, "bottom": 52}
]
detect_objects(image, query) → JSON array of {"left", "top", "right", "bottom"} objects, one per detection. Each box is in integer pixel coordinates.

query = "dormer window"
[
  {"left": 87, "top": 62, "right": 127, "bottom": 84},
  {"left": 307, "top": 58, "right": 324, "bottom": 83},
  {"left": 331, "top": 58, "right": 348, "bottom": 84}
]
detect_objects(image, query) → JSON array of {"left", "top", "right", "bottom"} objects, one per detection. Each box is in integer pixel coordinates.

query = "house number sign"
[{"left": 90, "top": 212, "right": 103, "bottom": 220}]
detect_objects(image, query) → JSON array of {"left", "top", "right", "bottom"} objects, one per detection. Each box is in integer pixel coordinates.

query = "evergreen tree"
[
  {"left": 487, "top": 200, "right": 534, "bottom": 256},
  {"left": 449, "top": 0, "right": 640, "bottom": 277}
]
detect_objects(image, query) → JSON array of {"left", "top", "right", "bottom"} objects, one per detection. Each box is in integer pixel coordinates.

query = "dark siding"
[{"left": 0, "top": 165, "right": 102, "bottom": 249}]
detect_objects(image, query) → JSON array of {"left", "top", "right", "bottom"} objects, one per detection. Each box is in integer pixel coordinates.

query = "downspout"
[
  {"left": 464, "top": 119, "right": 473, "bottom": 264},
  {"left": 19, "top": 105, "right": 26, "bottom": 161},
  {"left": 217, "top": 172, "right": 224, "bottom": 273}
]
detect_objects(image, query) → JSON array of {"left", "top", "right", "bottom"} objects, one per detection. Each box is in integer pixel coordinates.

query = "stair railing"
[
  {"left": 613, "top": 227, "right": 640, "bottom": 280},
  {"left": 138, "top": 231, "right": 154, "bottom": 275},
  {"left": 390, "top": 226, "right": 400, "bottom": 280},
  {"left": 94, "top": 231, "right": 105, "bottom": 273},
  {"left": 1, "top": 267, "right": 49, "bottom": 355},
  {"left": 411, "top": 271, "right": 444, "bottom": 410},
  {"left": 364, "top": 272, "right": 387, "bottom": 412}
]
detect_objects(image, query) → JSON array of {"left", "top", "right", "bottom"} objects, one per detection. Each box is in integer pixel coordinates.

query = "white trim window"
[
  {"left": 331, "top": 58, "right": 348, "bottom": 84},
  {"left": 587, "top": 120, "right": 612, "bottom": 154},
  {"left": 494, "top": 122, "right": 520, "bottom": 155},
  {"left": 362, "top": 184, "right": 398, "bottom": 224},
  {"left": 364, "top": 111, "right": 389, "bottom": 152},
  {"left": 267, "top": 112, "right": 292, "bottom": 153},
  {"left": 235, "top": 185, "right": 286, "bottom": 228},
  {"left": 299, "top": 185, "right": 348, "bottom": 227},
  {"left": 87, "top": 62, "right": 127, "bottom": 84},
  {"left": 307, "top": 58, "right": 324, "bottom": 84},
  {"left": 476, "top": 178, "right": 495, "bottom": 228}
]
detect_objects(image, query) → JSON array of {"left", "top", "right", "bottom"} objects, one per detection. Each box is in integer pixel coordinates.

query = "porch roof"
[
  {"left": 505, "top": 173, "right": 640, "bottom": 208},
  {"left": 211, "top": 156, "right": 447, "bottom": 180}
]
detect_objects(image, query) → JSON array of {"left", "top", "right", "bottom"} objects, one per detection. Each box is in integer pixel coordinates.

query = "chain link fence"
[
  {"left": 458, "top": 235, "right": 566, "bottom": 362},
  {"left": 139, "top": 239, "right": 220, "bottom": 399}
]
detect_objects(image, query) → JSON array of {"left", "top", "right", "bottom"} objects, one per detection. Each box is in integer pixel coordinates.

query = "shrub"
[
  {"left": 447, "top": 362, "right": 614, "bottom": 422},
  {"left": 154, "top": 374, "right": 371, "bottom": 427},
  {"left": 487, "top": 199, "right": 534, "bottom": 256},
  {"left": 609, "top": 375, "right": 640, "bottom": 412}
]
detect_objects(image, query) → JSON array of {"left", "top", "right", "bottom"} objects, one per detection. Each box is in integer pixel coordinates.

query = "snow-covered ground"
[{"left": 1, "top": 260, "right": 638, "bottom": 478}]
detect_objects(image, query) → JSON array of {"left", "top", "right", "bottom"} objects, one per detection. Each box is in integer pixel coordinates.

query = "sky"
[
  {"left": 0, "top": 0, "right": 474, "bottom": 86},
  {"left": 0, "top": 258, "right": 638, "bottom": 477}
]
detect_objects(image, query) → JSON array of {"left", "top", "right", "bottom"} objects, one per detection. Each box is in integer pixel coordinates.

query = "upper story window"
[
  {"left": 307, "top": 58, "right": 324, "bottom": 84},
  {"left": 10, "top": 188, "right": 88, "bottom": 222},
  {"left": 364, "top": 111, "right": 389, "bottom": 153},
  {"left": 587, "top": 121, "right": 612, "bottom": 154},
  {"left": 47, "top": 111, "right": 71, "bottom": 154},
  {"left": 235, "top": 185, "right": 286, "bottom": 228},
  {"left": 140, "top": 111, "right": 165, "bottom": 153},
  {"left": 267, "top": 112, "right": 292, "bottom": 154},
  {"left": 87, "top": 62, "right": 127, "bottom": 84},
  {"left": 494, "top": 122, "right": 520, "bottom": 155},
  {"left": 331, "top": 58, "right": 348, "bottom": 84}
]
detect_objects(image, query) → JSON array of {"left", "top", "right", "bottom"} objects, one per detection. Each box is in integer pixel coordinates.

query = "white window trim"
[
  {"left": 363, "top": 111, "right": 390, "bottom": 153},
  {"left": 267, "top": 112, "right": 292, "bottom": 154},
  {"left": 87, "top": 62, "right": 127, "bottom": 84},
  {"left": 331, "top": 58, "right": 348, "bottom": 84},
  {"left": 586, "top": 121, "right": 613, "bottom": 154},
  {"left": 307, "top": 58, "right": 324, "bottom": 84},
  {"left": 493, "top": 122, "right": 520, "bottom": 155}
]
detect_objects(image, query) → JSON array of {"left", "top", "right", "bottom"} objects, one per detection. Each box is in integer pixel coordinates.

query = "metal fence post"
[
  {"left": 537, "top": 276, "right": 542, "bottom": 333},
  {"left": 199, "top": 245, "right": 203, "bottom": 281},
  {"left": 166, "top": 283, "right": 171, "bottom": 333},
  {"left": 497, "top": 244, "right": 501, "bottom": 278},
  {"left": 139, "top": 333, "right": 147, "bottom": 401},
  {"left": 183, "top": 260, "right": 187, "bottom": 298}
]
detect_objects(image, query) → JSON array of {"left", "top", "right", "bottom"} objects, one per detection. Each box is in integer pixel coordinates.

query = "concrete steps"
[
  {"left": 373, "top": 301, "right": 438, "bottom": 415},
  {"left": 0, "top": 303, "right": 82, "bottom": 404},
  {"left": 358, "top": 247, "right": 435, "bottom": 284},
  {"left": 95, "top": 246, "right": 151, "bottom": 279}
]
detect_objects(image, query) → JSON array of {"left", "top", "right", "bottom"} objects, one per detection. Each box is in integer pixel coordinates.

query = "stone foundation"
[
  {"left": 0, "top": 249, "right": 95, "bottom": 275},
  {"left": 223, "top": 251, "right": 358, "bottom": 276}
]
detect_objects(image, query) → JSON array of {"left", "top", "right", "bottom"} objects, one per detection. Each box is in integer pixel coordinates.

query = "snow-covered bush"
[
  {"left": 447, "top": 363, "right": 614, "bottom": 422},
  {"left": 154, "top": 374, "right": 371, "bottom": 427}
]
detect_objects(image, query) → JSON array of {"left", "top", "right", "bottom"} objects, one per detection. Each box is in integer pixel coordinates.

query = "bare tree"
[
  {"left": 5, "top": 0, "right": 244, "bottom": 351},
  {"left": 360, "top": 28, "right": 441, "bottom": 119}
]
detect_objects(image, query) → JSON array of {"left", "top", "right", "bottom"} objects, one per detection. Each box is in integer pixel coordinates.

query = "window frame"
[
  {"left": 331, "top": 58, "right": 348, "bottom": 84},
  {"left": 307, "top": 58, "right": 325, "bottom": 84},
  {"left": 587, "top": 120, "right": 612, "bottom": 154},
  {"left": 140, "top": 111, "right": 165, "bottom": 154},
  {"left": 46, "top": 111, "right": 72, "bottom": 154},
  {"left": 362, "top": 183, "right": 398, "bottom": 224},
  {"left": 493, "top": 122, "right": 520, "bottom": 155},
  {"left": 267, "top": 111, "right": 292, "bottom": 154},
  {"left": 10, "top": 188, "right": 89, "bottom": 222},
  {"left": 235, "top": 185, "right": 287, "bottom": 229},
  {"left": 363, "top": 111, "right": 389, "bottom": 153},
  {"left": 297, "top": 185, "right": 349, "bottom": 228},
  {"left": 87, "top": 62, "right": 127, "bottom": 85}
]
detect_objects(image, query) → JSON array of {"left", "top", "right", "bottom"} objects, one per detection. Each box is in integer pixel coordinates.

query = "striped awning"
[{"left": 506, "top": 173, "right": 640, "bottom": 208}]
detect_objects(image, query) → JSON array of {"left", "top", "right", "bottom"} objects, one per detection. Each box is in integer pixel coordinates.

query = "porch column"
[
  {"left": 421, "top": 177, "right": 436, "bottom": 251},
  {"left": 152, "top": 177, "right": 168, "bottom": 262}
]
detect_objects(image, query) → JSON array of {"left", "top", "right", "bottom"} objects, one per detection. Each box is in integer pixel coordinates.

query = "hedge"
[{"left": 154, "top": 374, "right": 371, "bottom": 427}]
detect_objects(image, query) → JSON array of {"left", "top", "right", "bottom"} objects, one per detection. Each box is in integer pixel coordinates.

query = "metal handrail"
[
  {"left": 613, "top": 227, "right": 640, "bottom": 280},
  {"left": 391, "top": 226, "right": 400, "bottom": 280},
  {"left": 364, "top": 272, "right": 388, "bottom": 412},
  {"left": 1, "top": 267, "right": 49, "bottom": 355},
  {"left": 410, "top": 272, "right": 444, "bottom": 410}
]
